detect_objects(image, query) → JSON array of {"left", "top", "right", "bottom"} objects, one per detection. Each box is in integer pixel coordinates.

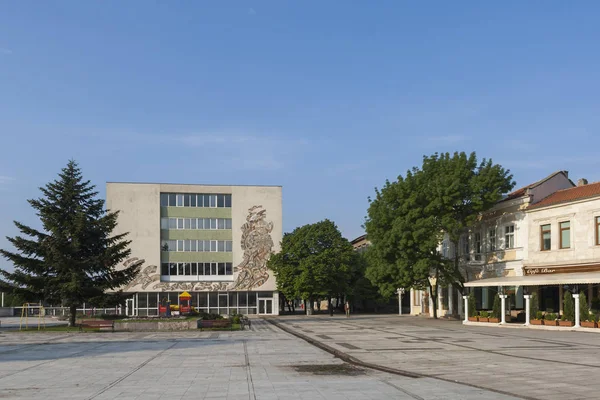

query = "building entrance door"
[{"left": 258, "top": 298, "right": 273, "bottom": 315}]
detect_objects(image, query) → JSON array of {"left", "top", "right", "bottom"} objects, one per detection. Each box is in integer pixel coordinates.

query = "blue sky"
[{"left": 1, "top": 2, "right": 600, "bottom": 271}]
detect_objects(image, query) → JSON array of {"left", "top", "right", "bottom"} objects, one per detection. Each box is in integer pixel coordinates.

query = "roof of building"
[
  {"left": 528, "top": 181, "right": 600, "bottom": 210},
  {"left": 350, "top": 234, "right": 367, "bottom": 245},
  {"left": 498, "top": 170, "right": 572, "bottom": 203},
  {"left": 106, "top": 182, "right": 282, "bottom": 187}
]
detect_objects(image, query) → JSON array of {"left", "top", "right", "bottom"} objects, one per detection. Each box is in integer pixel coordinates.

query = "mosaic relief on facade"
[
  {"left": 229, "top": 205, "right": 274, "bottom": 290},
  {"left": 121, "top": 205, "right": 274, "bottom": 292}
]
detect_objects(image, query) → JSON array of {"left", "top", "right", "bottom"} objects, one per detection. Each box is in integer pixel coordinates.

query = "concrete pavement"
[
  {"left": 0, "top": 319, "right": 517, "bottom": 399},
  {"left": 271, "top": 314, "right": 600, "bottom": 400}
]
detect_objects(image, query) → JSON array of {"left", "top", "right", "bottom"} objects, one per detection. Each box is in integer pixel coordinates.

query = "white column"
[
  {"left": 410, "top": 289, "right": 415, "bottom": 315},
  {"left": 462, "top": 295, "right": 469, "bottom": 323},
  {"left": 499, "top": 295, "right": 508, "bottom": 324},
  {"left": 458, "top": 291, "right": 463, "bottom": 318},
  {"left": 573, "top": 294, "right": 580, "bottom": 328},
  {"left": 523, "top": 295, "right": 531, "bottom": 326},
  {"left": 1, "top": 292, "right": 4, "bottom": 307},
  {"left": 448, "top": 285, "right": 454, "bottom": 315},
  {"left": 398, "top": 291, "right": 402, "bottom": 315},
  {"left": 429, "top": 295, "right": 434, "bottom": 317}
]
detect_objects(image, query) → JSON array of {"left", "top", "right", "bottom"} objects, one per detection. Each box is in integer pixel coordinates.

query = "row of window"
[
  {"left": 161, "top": 262, "right": 233, "bottom": 276},
  {"left": 442, "top": 225, "right": 516, "bottom": 259},
  {"left": 161, "top": 218, "right": 232, "bottom": 230},
  {"left": 161, "top": 240, "right": 233, "bottom": 252},
  {"left": 160, "top": 193, "right": 232, "bottom": 208}
]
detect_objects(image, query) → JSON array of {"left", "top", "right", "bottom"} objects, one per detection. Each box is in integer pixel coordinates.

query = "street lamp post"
[{"left": 397, "top": 288, "right": 405, "bottom": 315}]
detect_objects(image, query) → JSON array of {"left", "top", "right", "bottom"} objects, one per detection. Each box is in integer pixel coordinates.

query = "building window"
[
  {"left": 442, "top": 240, "right": 449, "bottom": 258},
  {"left": 559, "top": 221, "right": 570, "bottom": 249},
  {"left": 462, "top": 235, "right": 470, "bottom": 261},
  {"left": 541, "top": 224, "right": 551, "bottom": 251},
  {"left": 489, "top": 229, "right": 496, "bottom": 251},
  {"left": 161, "top": 218, "right": 233, "bottom": 230},
  {"left": 159, "top": 262, "right": 233, "bottom": 276},
  {"left": 596, "top": 217, "right": 600, "bottom": 246},
  {"left": 505, "top": 225, "right": 515, "bottom": 249},
  {"left": 160, "top": 193, "right": 232, "bottom": 208},
  {"left": 474, "top": 233, "right": 482, "bottom": 260}
]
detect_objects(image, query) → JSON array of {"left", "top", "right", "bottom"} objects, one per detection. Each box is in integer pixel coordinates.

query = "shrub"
[
  {"left": 562, "top": 291, "right": 574, "bottom": 322},
  {"left": 530, "top": 292, "right": 539, "bottom": 317},
  {"left": 468, "top": 292, "right": 477, "bottom": 317},
  {"left": 479, "top": 311, "right": 489, "bottom": 318},
  {"left": 198, "top": 312, "right": 223, "bottom": 320},
  {"left": 100, "top": 314, "right": 128, "bottom": 321},
  {"left": 579, "top": 291, "right": 590, "bottom": 322},
  {"left": 491, "top": 295, "right": 501, "bottom": 319},
  {"left": 229, "top": 313, "right": 243, "bottom": 324},
  {"left": 545, "top": 312, "right": 557, "bottom": 321},
  {"left": 535, "top": 311, "right": 544, "bottom": 320}
]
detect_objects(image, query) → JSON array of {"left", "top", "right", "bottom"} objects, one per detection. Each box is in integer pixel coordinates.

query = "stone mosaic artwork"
[
  {"left": 121, "top": 205, "right": 274, "bottom": 292},
  {"left": 229, "top": 205, "right": 274, "bottom": 290}
]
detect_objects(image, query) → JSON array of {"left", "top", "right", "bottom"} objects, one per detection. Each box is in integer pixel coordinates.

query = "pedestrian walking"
[{"left": 345, "top": 301, "right": 350, "bottom": 318}]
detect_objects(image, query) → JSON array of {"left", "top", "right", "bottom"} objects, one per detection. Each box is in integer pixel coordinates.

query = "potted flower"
[
  {"left": 479, "top": 311, "right": 489, "bottom": 323},
  {"left": 489, "top": 296, "right": 501, "bottom": 323},
  {"left": 544, "top": 312, "right": 558, "bottom": 326},
  {"left": 531, "top": 311, "right": 544, "bottom": 325}
]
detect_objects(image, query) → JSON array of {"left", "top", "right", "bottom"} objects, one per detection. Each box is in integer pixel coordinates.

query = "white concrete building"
[
  {"left": 106, "top": 183, "right": 282, "bottom": 316},
  {"left": 464, "top": 176, "right": 600, "bottom": 323}
]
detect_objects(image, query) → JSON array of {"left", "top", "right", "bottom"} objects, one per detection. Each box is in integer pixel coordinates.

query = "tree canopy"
[
  {"left": 268, "top": 219, "right": 356, "bottom": 313},
  {"left": 0, "top": 160, "right": 139, "bottom": 326},
  {"left": 364, "top": 151, "right": 514, "bottom": 318}
]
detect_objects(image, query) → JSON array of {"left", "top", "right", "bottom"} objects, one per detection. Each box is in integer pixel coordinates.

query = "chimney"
[{"left": 578, "top": 178, "right": 588, "bottom": 187}]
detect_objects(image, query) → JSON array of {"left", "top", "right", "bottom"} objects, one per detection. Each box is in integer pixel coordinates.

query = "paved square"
[
  {"left": 274, "top": 314, "right": 600, "bottom": 400},
  {"left": 0, "top": 318, "right": 516, "bottom": 400}
]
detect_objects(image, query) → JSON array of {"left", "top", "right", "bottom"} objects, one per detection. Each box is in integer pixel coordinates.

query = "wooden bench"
[
  {"left": 240, "top": 316, "right": 251, "bottom": 330},
  {"left": 79, "top": 320, "right": 115, "bottom": 332},
  {"left": 197, "top": 319, "right": 232, "bottom": 331}
]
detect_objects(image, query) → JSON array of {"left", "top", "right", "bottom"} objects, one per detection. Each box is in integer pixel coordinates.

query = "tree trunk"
[
  {"left": 429, "top": 282, "right": 438, "bottom": 319},
  {"left": 316, "top": 300, "right": 321, "bottom": 312},
  {"left": 309, "top": 299, "right": 315, "bottom": 313},
  {"left": 328, "top": 297, "right": 333, "bottom": 316},
  {"left": 69, "top": 305, "right": 77, "bottom": 327}
]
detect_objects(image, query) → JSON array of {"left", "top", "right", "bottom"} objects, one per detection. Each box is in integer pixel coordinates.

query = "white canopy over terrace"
[{"left": 464, "top": 272, "right": 600, "bottom": 287}]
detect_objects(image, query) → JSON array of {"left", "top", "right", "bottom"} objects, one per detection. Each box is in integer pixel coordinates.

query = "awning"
[{"left": 464, "top": 272, "right": 600, "bottom": 287}]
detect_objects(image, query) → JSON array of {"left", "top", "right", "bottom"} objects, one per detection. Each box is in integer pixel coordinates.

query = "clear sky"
[{"left": 1, "top": 2, "right": 600, "bottom": 271}]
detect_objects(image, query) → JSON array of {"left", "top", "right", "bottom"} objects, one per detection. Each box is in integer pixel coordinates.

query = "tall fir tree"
[{"left": 0, "top": 160, "right": 139, "bottom": 326}]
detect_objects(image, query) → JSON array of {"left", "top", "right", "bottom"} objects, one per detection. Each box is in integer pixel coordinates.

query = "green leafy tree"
[
  {"left": 365, "top": 169, "right": 449, "bottom": 318},
  {"left": 268, "top": 219, "right": 356, "bottom": 314},
  {"left": 491, "top": 295, "right": 501, "bottom": 319},
  {"left": 0, "top": 160, "right": 139, "bottom": 326},
  {"left": 579, "top": 291, "right": 590, "bottom": 322},
  {"left": 420, "top": 152, "right": 514, "bottom": 291},
  {"left": 348, "top": 249, "right": 388, "bottom": 311},
  {"left": 562, "top": 291, "right": 574, "bottom": 322}
]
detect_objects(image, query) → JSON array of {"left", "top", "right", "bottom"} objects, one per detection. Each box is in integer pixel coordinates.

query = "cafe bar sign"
[{"left": 524, "top": 264, "right": 600, "bottom": 276}]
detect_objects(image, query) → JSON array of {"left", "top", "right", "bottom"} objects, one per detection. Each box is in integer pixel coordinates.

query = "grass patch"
[
  {"left": 198, "top": 323, "right": 242, "bottom": 331},
  {"left": 11, "top": 325, "right": 77, "bottom": 333}
]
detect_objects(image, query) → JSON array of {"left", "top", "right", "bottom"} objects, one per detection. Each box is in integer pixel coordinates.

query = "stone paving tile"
[
  {"left": 0, "top": 319, "right": 519, "bottom": 400},
  {"left": 273, "top": 314, "right": 600, "bottom": 400}
]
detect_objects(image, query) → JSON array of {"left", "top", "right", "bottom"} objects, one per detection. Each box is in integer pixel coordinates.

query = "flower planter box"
[
  {"left": 544, "top": 320, "right": 558, "bottom": 326},
  {"left": 581, "top": 321, "right": 596, "bottom": 328},
  {"left": 478, "top": 317, "right": 489, "bottom": 323},
  {"left": 488, "top": 317, "right": 500, "bottom": 323},
  {"left": 468, "top": 317, "right": 478, "bottom": 322},
  {"left": 558, "top": 320, "right": 574, "bottom": 327},
  {"left": 530, "top": 319, "right": 543, "bottom": 325}
]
